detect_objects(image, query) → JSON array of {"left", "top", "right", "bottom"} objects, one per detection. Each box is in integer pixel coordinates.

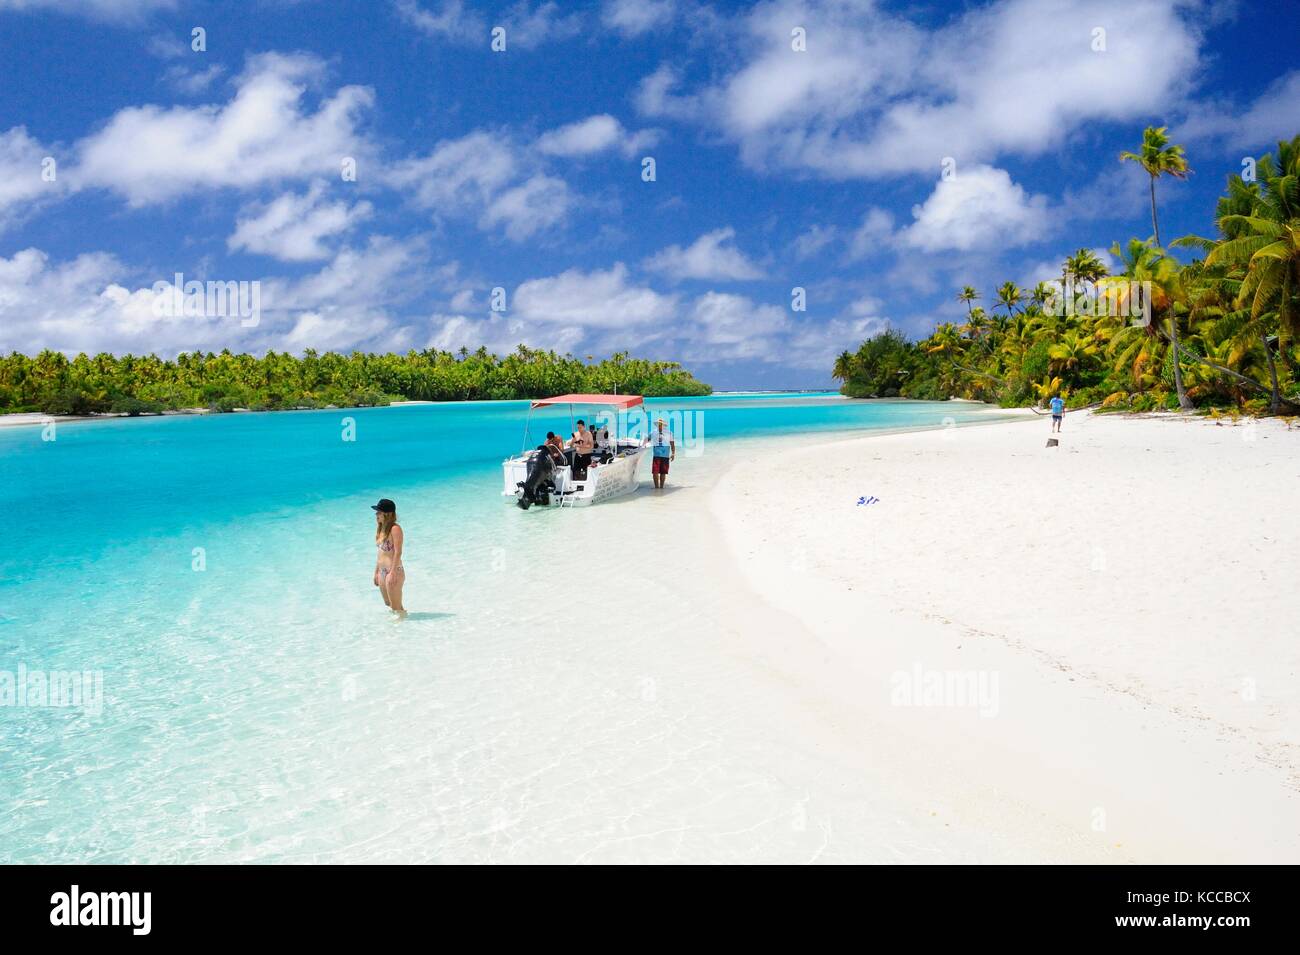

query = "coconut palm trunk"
[
  {"left": 1149, "top": 175, "right": 1161, "bottom": 248},
  {"left": 1145, "top": 178, "right": 1193, "bottom": 409},
  {"left": 1261, "top": 334, "right": 1281, "bottom": 414},
  {"left": 1123, "top": 126, "right": 1193, "bottom": 410}
]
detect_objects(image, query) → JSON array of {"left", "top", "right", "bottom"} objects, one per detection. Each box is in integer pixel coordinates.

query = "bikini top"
[{"left": 378, "top": 535, "right": 395, "bottom": 553}]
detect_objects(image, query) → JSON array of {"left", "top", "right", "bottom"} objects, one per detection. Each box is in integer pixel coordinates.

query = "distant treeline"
[{"left": 0, "top": 347, "right": 712, "bottom": 415}]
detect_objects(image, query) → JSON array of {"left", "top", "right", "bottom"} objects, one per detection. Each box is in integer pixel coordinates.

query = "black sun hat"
[{"left": 370, "top": 498, "right": 396, "bottom": 513}]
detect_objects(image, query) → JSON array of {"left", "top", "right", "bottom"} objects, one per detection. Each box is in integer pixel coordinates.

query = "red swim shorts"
[{"left": 651, "top": 455, "right": 670, "bottom": 475}]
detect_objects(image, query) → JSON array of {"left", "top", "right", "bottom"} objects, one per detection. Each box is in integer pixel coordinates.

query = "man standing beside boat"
[{"left": 646, "top": 417, "right": 675, "bottom": 489}]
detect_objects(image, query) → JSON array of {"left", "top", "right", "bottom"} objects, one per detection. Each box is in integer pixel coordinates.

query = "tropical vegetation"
[
  {"left": 834, "top": 130, "right": 1300, "bottom": 416},
  {"left": 0, "top": 347, "right": 711, "bottom": 416}
]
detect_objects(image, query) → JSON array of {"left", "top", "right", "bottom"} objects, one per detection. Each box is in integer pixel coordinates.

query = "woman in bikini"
[{"left": 371, "top": 498, "right": 407, "bottom": 619}]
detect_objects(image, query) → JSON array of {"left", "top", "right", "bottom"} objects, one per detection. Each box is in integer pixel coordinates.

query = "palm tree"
[
  {"left": 1121, "top": 126, "right": 1191, "bottom": 248},
  {"left": 1108, "top": 330, "right": 1167, "bottom": 396},
  {"left": 1048, "top": 331, "right": 1098, "bottom": 376},
  {"left": 1033, "top": 375, "right": 1065, "bottom": 402},
  {"left": 925, "top": 323, "right": 965, "bottom": 359},
  {"left": 995, "top": 282, "right": 1023, "bottom": 321},
  {"left": 1027, "top": 309, "right": 1069, "bottom": 347},
  {"left": 1188, "top": 274, "right": 1285, "bottom": 412},
  {"left": 957, "top": 286, "right": 980, "bottom": 317},
  {"left": 1067, "top": 249, "right": 1109, "bottom": 292},
  {"left": 1121, "top": 125, "right": 1193, "bottom": 408},
  {"left": 1204, "top": 145, "right": 1300, "bottom": 355},
  {"left": 961, "top": 306, "right": 991, "bottom": 344},
  {"left": 1101, "top": 238, "right": 1167, "bottom": 329},
  {"left": 832, "top": 350, "right": 855, "bottom": 384}
]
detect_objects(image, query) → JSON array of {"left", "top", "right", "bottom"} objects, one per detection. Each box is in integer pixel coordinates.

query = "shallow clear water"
[{"left": 0, "top": 395, "right": 1010, "bottom": 863}]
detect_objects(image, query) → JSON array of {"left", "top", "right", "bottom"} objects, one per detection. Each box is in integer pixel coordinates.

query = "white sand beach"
[
  {"left": 690, "top": 410, "right": 1300, "bottom": 862},
  {"left": 0, "top": 409, "right": 214, "bottom": 428},
  {"left": 0, "top": 412, "right": 81, "bottom": 429}
]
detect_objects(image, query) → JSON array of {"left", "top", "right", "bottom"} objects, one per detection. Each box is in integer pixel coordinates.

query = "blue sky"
[{"left": 1, "top": 0, "right": 1298, "bottom": 390}]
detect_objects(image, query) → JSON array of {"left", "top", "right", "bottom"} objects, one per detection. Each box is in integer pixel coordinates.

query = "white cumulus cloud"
[
  {"left": 72, "top": 53, "right": 375, "bottom": 205},
  {"left": 229, "top": 181, "right": 373, "bottom": 262},
  {"left": 901, "top": 166, "right": 1049, "bottom": 252},
  {"left": 681, "top": 291, "right": 790, "bottom": 361},
  {"left": 389, "top": 131, "right": 577, "bottom": 240},
  {"left": 644, "top": 227, "right": 764, "bottom": 281},
  {"left": 0, "top": 239, "right": 432, "bottom": 357},
  {"left": 602, "top": 0, "right": 675, "bottom": 37},
  {"left": 480, "top": 174, "right": 572, "bottom": 241},
  {"left": 0, "top": 127, "right": 63, "bottom": 230},
  {"left": 638, "top": 0, "right": 1203, "bottom": 180},
  {"left": 514, "top": 263, "right": 678, "bottom": 329},
  {"left": 397, "top": 0, "right": 583, "bottom": 49},
  {"left": 1178, "top": 70, "right": 1300, "bottom": 150},
  {"left": 535, "top": 114, "right": 658, "bottom": 158}
]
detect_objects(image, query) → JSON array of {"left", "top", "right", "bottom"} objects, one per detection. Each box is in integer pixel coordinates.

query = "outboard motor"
[{"left": 516, "top": 447, "right": 555, "bottom": 509}]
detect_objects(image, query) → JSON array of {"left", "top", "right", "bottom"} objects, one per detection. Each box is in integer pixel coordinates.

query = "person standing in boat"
[
  {"left": 571, "top": 419, "right": 594, "bottom": 479},
  {"left": 371, "top": 498, "right": 407, "bottom": 620},
  {"left": 646, "top": 417, "right": 675, "bottom": 489}
]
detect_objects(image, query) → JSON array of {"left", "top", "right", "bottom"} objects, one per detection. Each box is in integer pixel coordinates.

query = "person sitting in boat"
[
  {"left": 589, "top": 428, "right": 607, "bottom": 466},
  {"left": 544, "top": 431, "right": 567, "bottom": 464},
  {"left": 593, "top": 425, "right": 612, "bottom": 461},
  {"left": 570, "top": 419, "right": 595, "bottom": 478}
]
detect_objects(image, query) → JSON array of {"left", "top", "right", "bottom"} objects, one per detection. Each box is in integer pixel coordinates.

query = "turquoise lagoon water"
[{"left": 0, "top": 395, "right": 1010, "bottom": 863}]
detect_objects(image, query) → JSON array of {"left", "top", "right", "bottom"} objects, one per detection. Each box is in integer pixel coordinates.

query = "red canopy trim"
[{"left": 529, "top": 394, "right": 644, "bottom": 410}]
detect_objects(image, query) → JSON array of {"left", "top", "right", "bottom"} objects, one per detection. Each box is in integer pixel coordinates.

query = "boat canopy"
[{"left": 529, "top": 393, "right": 644, "bottom": 410}]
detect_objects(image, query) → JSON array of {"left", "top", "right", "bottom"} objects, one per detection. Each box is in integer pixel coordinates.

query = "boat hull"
[{"left": 503, "top": 443, "right": 647, "bottom": 507}]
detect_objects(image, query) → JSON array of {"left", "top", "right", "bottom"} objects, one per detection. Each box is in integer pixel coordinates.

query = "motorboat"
[{"left": 502, "top": 394, "right": 649, "bottom": 508}]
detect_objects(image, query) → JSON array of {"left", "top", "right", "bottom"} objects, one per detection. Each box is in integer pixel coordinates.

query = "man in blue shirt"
[
  {"left": 645, "top": 417, "right": 675, "bottom": 489},
  {"left": 1050, "top": 394, "right": 1065, "bottom": 432}
]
